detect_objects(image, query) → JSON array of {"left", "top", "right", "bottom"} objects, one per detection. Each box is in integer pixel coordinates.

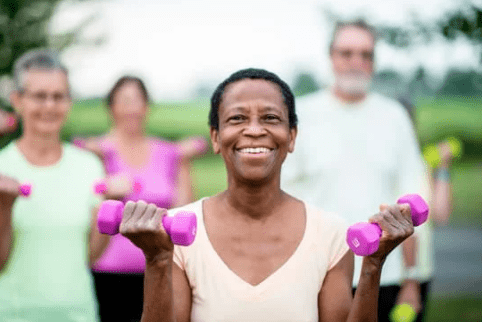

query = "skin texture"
[{"left": 117, "top": 79, "right": 416, "bottom": 322}]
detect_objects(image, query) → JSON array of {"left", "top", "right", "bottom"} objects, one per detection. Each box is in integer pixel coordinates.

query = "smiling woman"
[
  {"left": 0, "top": 49, "right": 105, "bottom": 321},
  {"left": 109, "top": 68, "right": 417, "bottom": 322}
]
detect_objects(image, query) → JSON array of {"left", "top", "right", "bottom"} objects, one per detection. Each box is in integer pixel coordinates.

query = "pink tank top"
[{"left": 92, "top": 137, "right": 181, "bottom": 273}]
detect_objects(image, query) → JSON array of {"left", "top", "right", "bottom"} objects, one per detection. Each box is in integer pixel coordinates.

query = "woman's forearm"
[
  {"left": 141, "top": 255, "right": 176, "bottom": 322},
  {"left": 0, "top": 203, "right": 14, "bottom": 271},
  {"left": 347, "top": 258, "right": 383, "bottom": 322}
]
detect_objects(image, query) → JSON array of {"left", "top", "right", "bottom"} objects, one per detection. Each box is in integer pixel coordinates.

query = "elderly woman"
[
  {"left": 113, "top": 68, "right": 417, "bottom": 322},
  {"left": 0, "top": 49, "right": 107, "bottom": 321}
]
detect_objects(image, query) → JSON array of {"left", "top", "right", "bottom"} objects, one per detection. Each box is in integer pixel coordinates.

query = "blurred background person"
[
  {"left": 282, "top": 20, "right": 427, "bottom": 321},
  {"left": 0, "top": 49, "right": 107, "bottom": 321},
  {"left": 77, "top": 75, "right": 205, "bottom": 322},
  {"left": 396, "top": 98, "right": 456, "bottom": 322}
]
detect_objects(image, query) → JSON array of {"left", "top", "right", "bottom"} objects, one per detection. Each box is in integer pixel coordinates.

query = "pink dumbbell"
[
  {"left": 346, "top": 194, "right": 429, "bottom": 256},
  {"left": 18, "top": 183, "right": 32, "bottom": 197},
  {"left": 94, "top": 178, "right": 143, "bottom": 195},
  {"left": 73, "top": 138, "right": 86, "bottom": 148},
  {"left": 6, "top": 115, "right": 17, "bottom": 128},
  {"left": 97, "top": 200, "right": 197, "bottom": 246}
]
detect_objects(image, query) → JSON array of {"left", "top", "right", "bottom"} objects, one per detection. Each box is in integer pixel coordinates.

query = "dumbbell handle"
[
  {"left": 346, "top": 194, "right": 429, "bottom": 256},
  {"left": 19, "top": 184, "right": 32, "bottom": 197},
  {"left": 97, "top": 200, "right": 197, "bottom": 246},
  {"left": 94, "top": 178, "right": 142, "bottom": 195}
]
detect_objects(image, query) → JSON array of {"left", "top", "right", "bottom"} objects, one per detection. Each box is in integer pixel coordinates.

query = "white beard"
[{"left": 335, "top": 73, "right": 372, "bottom": 95}]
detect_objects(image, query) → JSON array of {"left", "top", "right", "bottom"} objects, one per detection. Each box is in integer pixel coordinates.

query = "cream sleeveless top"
[{"left": 172, "top": 198, "right": 349, "bottom": 322}]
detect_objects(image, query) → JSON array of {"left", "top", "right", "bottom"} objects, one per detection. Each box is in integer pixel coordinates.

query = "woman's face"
[
  {"left": 12, "top": 69, "right": 71, "bottom": 138},
  {"left": 110, "top": 81, "right": 148, "bottom": 134},
  {"left": 210, "top": 78, "right": 297, "bottom": 184}
]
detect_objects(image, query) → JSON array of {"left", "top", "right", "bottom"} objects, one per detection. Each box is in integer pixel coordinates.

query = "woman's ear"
[
  {"left": 288, "top": 126, "right": 297, "bottom": 153},
  {"left": 210, "top": 126, "right": 221, "bottom": 154},
  {"left": 9, "top": 91, "right": 22, "bottom": 114}
]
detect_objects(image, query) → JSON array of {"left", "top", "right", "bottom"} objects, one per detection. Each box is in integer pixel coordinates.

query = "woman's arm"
[
  {"left": 318, "top": 203, "right": 415, "bottom": 322},
  {"left": 174, "top": 160, "right": 194, "bottom": 207},
  {"left": 88, "top": 204, "right": 111, "bottom": 265},
  {"left": 429, "top": 141, "right": 454, "bottom": 226},
  {"left": 0, "top": 174, "right": 21, "bottom": 271},
  {"left": 119, "top": 201, "right": 192, "bottom": 322}
]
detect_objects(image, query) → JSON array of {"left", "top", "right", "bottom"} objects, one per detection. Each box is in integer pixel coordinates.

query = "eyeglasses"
[
  {"left": 21, "top": 90, "right": 70, "bottom": 104},
  {"left": 333, "top": 49, "right": 374, "bottom": 62}
]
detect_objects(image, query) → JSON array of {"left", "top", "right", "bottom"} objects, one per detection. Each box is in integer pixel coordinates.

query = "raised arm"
[
  {"left": 0, "top": 174, "right": 22, "bottom": 271},
  {"left": 318, "top": 203, "right": 415, "bottom": 322},
  {"left": 429, "top": 141, "right": 454, "bottom": 226},
  {"left": 118, "top": 201, "right": 192, "bottom": 322}
]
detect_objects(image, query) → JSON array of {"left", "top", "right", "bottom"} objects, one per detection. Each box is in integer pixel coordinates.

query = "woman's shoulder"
[{"left": 304, "top": 202, "right": 349, "bottom": 234}]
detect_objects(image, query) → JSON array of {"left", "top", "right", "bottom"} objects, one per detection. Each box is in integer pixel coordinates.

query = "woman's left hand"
[{"left": 366, "top": 203, "right": 414, "bottom": 264}]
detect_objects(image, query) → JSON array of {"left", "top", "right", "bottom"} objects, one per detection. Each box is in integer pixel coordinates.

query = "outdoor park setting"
[{"left": 0, "top": 0, "right": 481, "bottom": 321}]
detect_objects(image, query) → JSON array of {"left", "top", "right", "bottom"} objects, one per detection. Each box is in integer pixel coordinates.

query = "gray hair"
[
  {"left": 13, "top": 49, "right": 69, "bottom": 92},
  {"left": 329, "top": 19, "right": 377, "bottom": 54}
]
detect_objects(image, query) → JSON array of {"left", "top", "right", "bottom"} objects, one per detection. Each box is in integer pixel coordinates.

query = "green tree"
[{"left": 292, "top": 71, "right": 321, "bottom": 97}]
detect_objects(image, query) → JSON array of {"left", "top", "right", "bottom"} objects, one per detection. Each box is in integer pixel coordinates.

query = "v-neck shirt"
[{"left": 172, "top": 198, "right": 349, "bottom": 322}]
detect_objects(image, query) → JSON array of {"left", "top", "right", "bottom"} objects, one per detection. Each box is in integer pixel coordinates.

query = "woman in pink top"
[
  {"left": 82, "top": 76, "right": 205, "bottom": 321},
  {"left": 113, "top": 69, "right": 418, "bottom": 322}
]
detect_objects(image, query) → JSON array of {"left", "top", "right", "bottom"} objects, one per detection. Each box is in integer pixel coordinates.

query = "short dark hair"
[
  {"left": 329, "top": 19, "right": 377, "bottom": 54},
  {"left": 209, "top": 68, "right": 297, "bottom": 130},
  {"left": 106, "top": 76, "right": 149, "bottom": 108}
]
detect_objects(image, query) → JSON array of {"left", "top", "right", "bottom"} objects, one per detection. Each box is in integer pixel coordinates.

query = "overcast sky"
[{"left": 50, "top": 0, "right": 480, "bottom": 100}]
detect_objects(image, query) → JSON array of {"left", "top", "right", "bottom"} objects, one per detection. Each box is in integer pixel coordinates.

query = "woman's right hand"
[
  {"left": 0, "top": 110, "right": 17, "bottom": 135},
  {"left": 0, "top": 174, "right": 21, "bottom": 208},
  {"left": 102, "top": 174, "right": 136, "bottom": 200},
  {"left": 119, "top": 200, "right": 174, "bottom": 262}
]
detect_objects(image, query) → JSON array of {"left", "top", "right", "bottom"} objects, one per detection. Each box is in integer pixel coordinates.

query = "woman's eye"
[
  {"left": 265, "top": 114, "right": 280, "bottom": 121},
  {"left": 229, "top": 115, "right": 244, "bottom": 122}
]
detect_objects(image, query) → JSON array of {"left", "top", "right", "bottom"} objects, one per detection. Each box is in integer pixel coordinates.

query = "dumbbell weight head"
[
  {"left": 423, "top": 144, "right": 441, "bottom": 168},
  {"left": 18, "top": 183, "right": 32, "bottom": 197},
  {"left": 396, "top": 194, "right": 429, "bottom": 227},
  {"left": 389, "top": 303, "right": 416, "bottom": 322},
  {"left": 347, "top": 194, "right": 429, "bottom": 256},
  {"left": 6, "top": 115, "right": 16, "bottom": 128},
  {"left": 162, "top": 211, "right": 197, "bottom": 246},
  {"left": 97, "top": 200, "right": 124, "bottom": 235}
]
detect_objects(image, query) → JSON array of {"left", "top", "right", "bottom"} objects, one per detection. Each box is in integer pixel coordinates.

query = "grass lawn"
[{"left": 425, "top": 296, "right": 482, "bottom": 322}]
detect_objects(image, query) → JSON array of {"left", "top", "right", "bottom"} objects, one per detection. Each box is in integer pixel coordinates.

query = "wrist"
[
  {"left": 433, "top": 167, "right": 450, "bottom": 182},
  {"left": 402, "top": 265, "right": 421, "bottom": 282},
  {"left": 145, "top": 251, "right": 174, "bottom": 267}
]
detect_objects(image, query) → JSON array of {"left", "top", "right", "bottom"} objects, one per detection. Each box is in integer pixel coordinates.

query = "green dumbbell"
[
  {"left": 423, "top": 136, "right": 462, "bottom": 168},
  {"left": 389, "top": 303, "right": 416, "bottom": 322}
]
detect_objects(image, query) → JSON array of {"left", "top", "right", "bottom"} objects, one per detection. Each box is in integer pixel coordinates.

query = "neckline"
[
  {"left": 102, "top": 137, "right": 155, "bottom": 173},
  {"left": 13, "top": 141, "right": 66, "bottom": 169},
  {"left": 198, "top": 197, "right": 310, "bottom": 290}
]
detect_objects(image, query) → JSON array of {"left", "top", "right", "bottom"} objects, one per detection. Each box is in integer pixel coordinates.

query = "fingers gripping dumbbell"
[
  {"left": 19, "top": 183, "right": 32, "bottom": 197},
  {"left": 346, "top": 194, "right": 429, "bottom": 256},
  {"left": 97, "top": 200, "right": 197, "bottom": 246},
  {"left": 423, "top": 136, "right": 462, "bottom": 168}
]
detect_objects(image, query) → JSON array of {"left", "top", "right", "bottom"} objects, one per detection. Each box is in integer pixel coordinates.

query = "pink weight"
[
  {"left": 73, "top": 138, "right": 86, "bottom": 148},
  {"left": 346, "top": 194, "right": 429, "bottom": 256},
  {"left": 18, "top": 183, "right": 32, "bottom": 197},
  {"left": 6, "top": 115, "right": 16, "bottom": 128},
  {"left": 94, "top": 181, "right": 108, "bottom": 194},
  {"left": 97, "top": 200, "right": 197, "bottom": 246}
]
